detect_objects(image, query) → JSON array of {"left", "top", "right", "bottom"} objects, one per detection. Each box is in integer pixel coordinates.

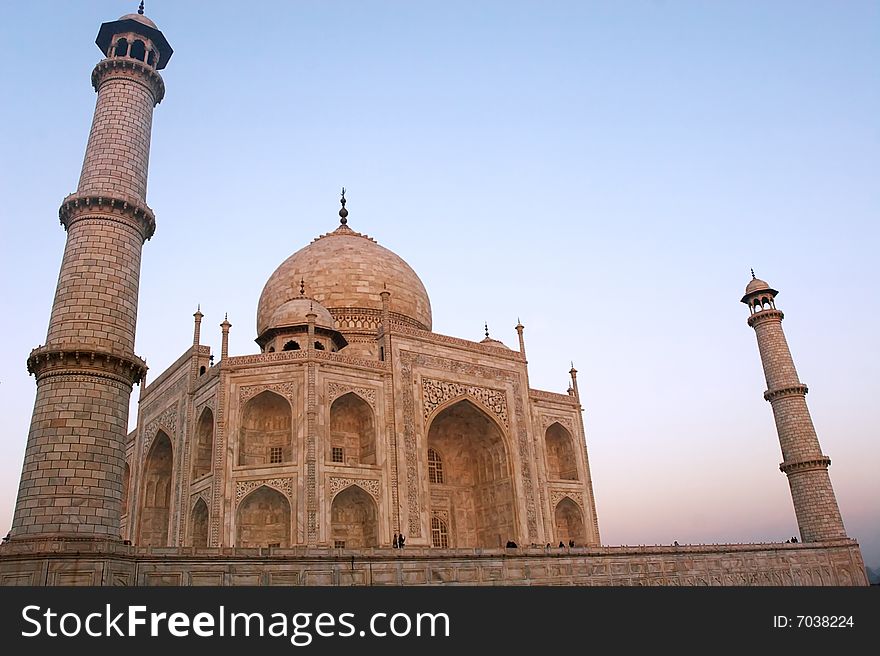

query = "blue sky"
[{"left": 1, "top": 1, "right": 877, "bottom": 568}]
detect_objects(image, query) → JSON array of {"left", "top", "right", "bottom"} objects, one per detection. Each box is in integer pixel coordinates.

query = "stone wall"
[{"left": 0, "top": 540, "right": 867, "bottom": 586}]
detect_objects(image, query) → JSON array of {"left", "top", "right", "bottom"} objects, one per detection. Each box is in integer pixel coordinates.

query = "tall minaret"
[
  {"left": 11, "top": 7, "right": 172, "bottom": 541},
  {"left": 742, "top": 272, "right": 847, "bottom": 542}
]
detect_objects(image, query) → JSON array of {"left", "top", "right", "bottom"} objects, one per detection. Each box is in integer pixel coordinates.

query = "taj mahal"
[{"left": 0, "top": 7, "right": 867, "bottom": 586}]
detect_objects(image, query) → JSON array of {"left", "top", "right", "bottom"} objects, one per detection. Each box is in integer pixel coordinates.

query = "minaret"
[
  {"left": 11, "top": 8, "right": 172, "bottom": 541},
  {"left": 742, "top": 272, "right": 847, "bottom": 542}
]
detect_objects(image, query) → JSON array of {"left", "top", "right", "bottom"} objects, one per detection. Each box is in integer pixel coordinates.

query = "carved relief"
[
  {"left": 312, "top": 350, "right": 386, "bottom": 370},
  {"left": 235, "top": 478, "right": 293, "bottom": 504},
  {"left": 226, "top": 350, "right": 307, "bottom": 366},
  {"left": 190, "top": 489, "right": 210, "bottom": 509},
  {"left": 329, "top": 477, "right": 380, "bottom": 501},
  {"left": 327, "top": 382, "right": 376, "bottom": 408},
  {"left": 530, "top": 389, "right": 578, "bottom": 405},
  {"left": 240, "top": 382, "right": 296, "bottom": 405},
  {"left": 422, "top": 378, "right": 508, "bottom": 428},
  {"left": 210, "top": 373, "right": 227, "bottom": 547},
  {"left": 196, "top": 397, "right": 215, "bottom": 417}
]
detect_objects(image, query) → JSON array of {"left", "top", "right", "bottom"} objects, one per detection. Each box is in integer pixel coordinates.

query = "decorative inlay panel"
[
  {"left": 422, "top": 378, "right": 508, "bottom": 428},
  {"left": 235, "top": 478, "right": 293, "bottom": 504},
  {"left": 239, "top": 382, "right": 296, "bottom": 405},
  {"left": 190, "top": 489, "right": 210, "bottom": 509},
  {"left": 143, "top": 403, "right": 179, "bottom": 458},
  {"left": 550, "top": 490, "right": 584, "bottom": 510},
  {"left": 329, "top": 477, "right": 380, "bottom": 500},
  {"left": 196, "top": 397, "right": 215, "bottom": 417},
  {"left": 542, "top": 415, "right": 574, "bottom": 433},
  {"left": 327, "top": 382, "right": 376, "bottom": 408},
  {"left": 530, "top": 389, "right": 578, "bottom": 405}
]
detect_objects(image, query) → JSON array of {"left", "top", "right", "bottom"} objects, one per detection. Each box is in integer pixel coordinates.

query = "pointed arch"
[
  {"left": 236, "top": 486, "right": 291, "bottom": 547},
  {"left": 330, "top": 485, "right": 378, "bottom": 548},
  {"left": 554, "top": 497, "right": 586, "bottom": 546},
  {"left": 329, "top": 392, "right": 376, "bottom": 465},
  {"left": 138, "top": 431, "right": 173, "bottom": 546},
  {"left": 190, "top": 497, "right": 209, "bottom": 547},
  {"left": 426, "top": 398, "right": 516, "bottom": 548},
  {"left": 193, "top": 407, "right": 214, "bottom": 478},
  {"left": 239, "top": 390, "right": 293, "bottom": 466},
  {"left": 545, "top": 422, "right": 579, "bottom": 480},
  {"left": 425, "top": 393, "right": 508, "bottom": 439},
  {"left": 114, "top": 38, "right": 129, "bottom": 57},
  {"left": 130, "top": 39, "right": 146, "bottom": 61}
]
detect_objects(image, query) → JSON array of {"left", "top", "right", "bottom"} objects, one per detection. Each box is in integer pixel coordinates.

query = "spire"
[
  {"left": 339, "top": 187, "right": 349, "bottom": 225},
  {"left": 138, "top": 1, "right": 145, "bottom": 15},
  {"left": 751, "top": 268, "right": 756, "bottom": 280},
  {"left": 569, "top": 362, "right": 580, "bottom": 400},
  {"left": 515, "top": 318, "right": 526, "bottom": 357},
  {"left": 220, "top": 313, "right": 232, "bottom": 360},
  {"left": 484, "top": 322, "right": 490, "bottom": 339}
]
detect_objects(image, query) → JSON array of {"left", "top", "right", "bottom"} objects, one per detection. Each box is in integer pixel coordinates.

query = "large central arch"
[{"left": 426, "top": 399, "right": 516, "bottom": 548}]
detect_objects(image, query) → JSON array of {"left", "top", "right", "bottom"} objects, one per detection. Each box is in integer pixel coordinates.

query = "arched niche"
[
  {"left": 545, "top": 422, "right": 579, "bottom": 480},
  {"left": 330, "top": 485, "right": 378, "bottom": 548},
  {"left": 554, "top": 497, "right": 586, "bottom": 546},
  {"left": 238, "top": 391, "right": 293, "bottom": 466},
  {"left": 191, "top": 497, "right": 209, "bottom": 548},
  {"left": 139, "top": 431, "right": 173, "bottom": 546},
  {"left": 193, "top": 407, "right": 214, "bottom": 478},
  {"left": 236, "top": 486, "right": 291, "bottom": 547},
  {"left": 329, "top": 392, "right": 376, "bottom": 465},
  {"left": 426, "top": 398, "right": 516, "bottom": 548}
]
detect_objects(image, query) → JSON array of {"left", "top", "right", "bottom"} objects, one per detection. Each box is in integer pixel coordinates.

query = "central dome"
[{"left": 257, "top": 224, "right": 432, "bottom": 338}]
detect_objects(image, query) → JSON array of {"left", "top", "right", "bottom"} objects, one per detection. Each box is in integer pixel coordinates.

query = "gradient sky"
[{"left": 1, "top": 2, "right": 877, "bottom": 568}]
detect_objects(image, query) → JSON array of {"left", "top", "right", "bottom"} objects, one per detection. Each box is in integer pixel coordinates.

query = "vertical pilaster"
[
  {"left": 306, "top": 311, "right": 318, "bottom": 544},
  {"left": 380, "top": 289, "right": 400, "bottom": 536}
]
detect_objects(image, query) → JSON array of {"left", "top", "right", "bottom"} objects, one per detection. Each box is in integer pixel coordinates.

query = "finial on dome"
[
  {"left": 138, "top": 1, "right": 145, "bottom": 15},
  {"left": 300, "top": 278, "right": 306, "bottom": 296},
  {"left": 339, "top": 187, "right": 349, "bottom": 225},
  {"left": 751, "top": 268, "right": 756, "bottom": 280},
  {"left": 484, "top": 322, "right": 490, "bottom": 339}
]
